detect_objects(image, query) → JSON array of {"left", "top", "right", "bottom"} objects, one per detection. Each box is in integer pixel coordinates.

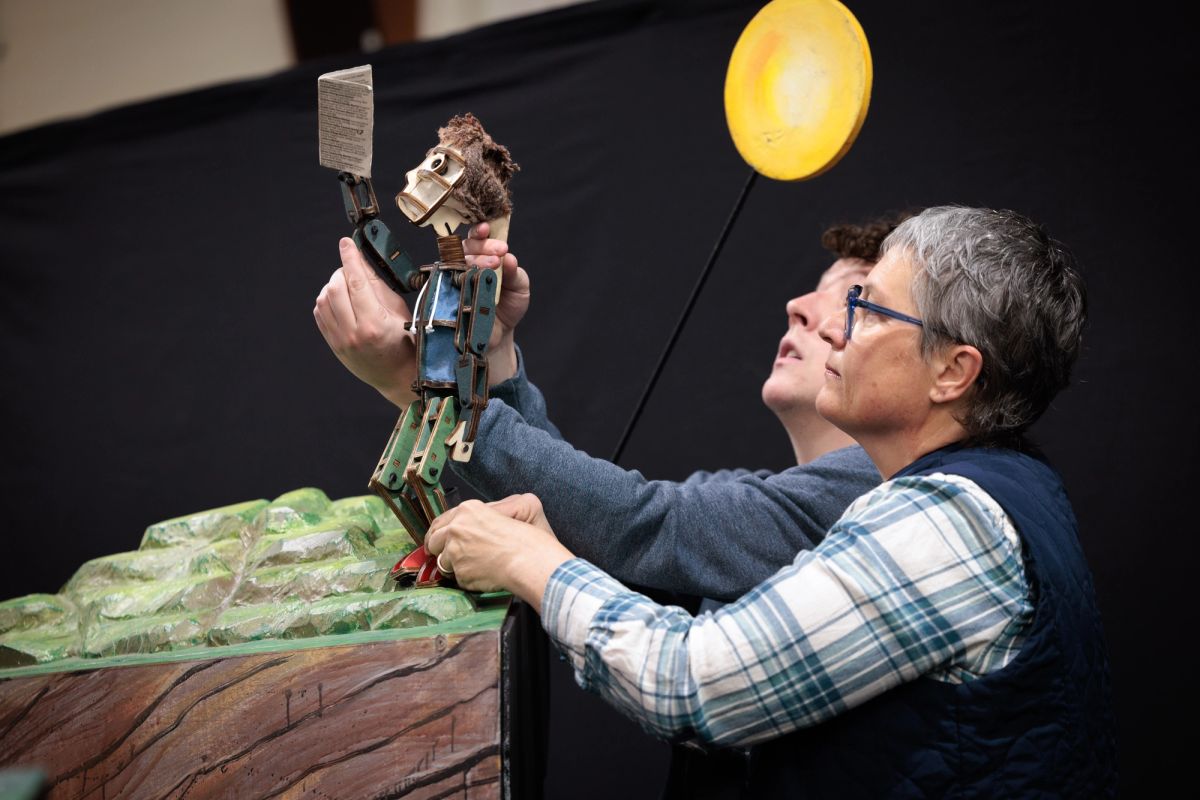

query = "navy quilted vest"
[{"left": 744, "top": 445, "right": 1117, "bottom": 798}]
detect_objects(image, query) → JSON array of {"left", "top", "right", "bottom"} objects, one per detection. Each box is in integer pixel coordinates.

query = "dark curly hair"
[
  {"left": 436, "top": 113, "right": 519, "bottom": 222},
  {"left": 820, "top": 211, "right": 917, "bottom": 262}
]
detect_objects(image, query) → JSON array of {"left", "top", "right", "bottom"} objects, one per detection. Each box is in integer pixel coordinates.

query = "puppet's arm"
[{"left": 338, "top": 172, "right": 423, "bottom": 294}]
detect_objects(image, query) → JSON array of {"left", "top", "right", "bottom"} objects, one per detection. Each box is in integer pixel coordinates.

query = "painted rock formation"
[{"left": 0, "top": 488, "right": 477, "bottom": 667}]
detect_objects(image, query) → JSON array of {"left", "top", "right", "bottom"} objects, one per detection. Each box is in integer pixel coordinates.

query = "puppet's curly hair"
[
  {"left": 820, "top": 210, "right": 917, "bottom": 262},
  {"left": 437, "top": 113, "right": 519, "bottom": 222}
]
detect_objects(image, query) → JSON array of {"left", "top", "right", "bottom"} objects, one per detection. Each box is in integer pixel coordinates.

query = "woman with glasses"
[{"left": 426, "top": 206, "right": 1115, "bottom": 798}]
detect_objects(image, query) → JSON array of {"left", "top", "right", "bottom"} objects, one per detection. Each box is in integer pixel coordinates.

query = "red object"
[{"left": 391, "top": 544, "right": 446, "bottom": 588}]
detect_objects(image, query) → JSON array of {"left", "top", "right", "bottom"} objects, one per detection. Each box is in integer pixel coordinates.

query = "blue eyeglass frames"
[{"left": 844, "top": 284, "right": 925, "bottom": 340}]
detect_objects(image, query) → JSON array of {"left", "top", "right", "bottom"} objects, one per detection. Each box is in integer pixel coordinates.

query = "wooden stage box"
[{"left": 0, "top": 600, "right": 547, "bottom": 800}]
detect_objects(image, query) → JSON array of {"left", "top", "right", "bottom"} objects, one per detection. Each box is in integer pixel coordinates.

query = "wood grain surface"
[{"left": 0, "top": 630, "right": 501, "bottom": 799}]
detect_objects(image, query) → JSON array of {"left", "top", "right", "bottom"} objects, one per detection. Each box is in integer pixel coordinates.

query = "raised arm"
[{"left": 452, "top": 392, "right": 877, "bottom": 600}]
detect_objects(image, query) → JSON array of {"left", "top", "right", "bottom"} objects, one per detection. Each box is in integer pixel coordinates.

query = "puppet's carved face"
[
  {"left": 395, "top": 146, "right": 469, "bottom": 233},
  {"left": 394, "top": 113, "right": 518, "bottom": 237}
]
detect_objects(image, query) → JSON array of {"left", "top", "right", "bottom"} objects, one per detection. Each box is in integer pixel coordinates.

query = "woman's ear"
[{"left": 930, "top": 344, "right": 982, "bottom": 404}]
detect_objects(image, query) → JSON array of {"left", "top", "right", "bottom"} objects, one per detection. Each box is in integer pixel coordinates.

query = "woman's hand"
[
  {"left": 425, "top": 494, "right": 573, "bottom": 610},
  {"left": 314, "top": 238, "right": 417, "bottom": 407},
  {"left": 463, "top": 222, "right": 529, "bottom": 385}
]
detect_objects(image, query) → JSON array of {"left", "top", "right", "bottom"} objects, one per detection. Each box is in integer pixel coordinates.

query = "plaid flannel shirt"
[{"left": 541, "top": 472, "right": 1034, "bottom": 747}]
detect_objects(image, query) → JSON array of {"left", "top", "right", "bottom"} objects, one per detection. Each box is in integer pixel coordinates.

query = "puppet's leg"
[
  {"left": 368, "top": 399, "right": 437, "bottom": 583},
  {"left": 388, "top": 394, "right": 459, "bottom": 587}
]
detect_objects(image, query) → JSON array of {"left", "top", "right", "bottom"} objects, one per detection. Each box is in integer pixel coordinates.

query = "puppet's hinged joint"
[
  {"left": 339, "top": 172, "right": 422, "bottom": 295},
  {"left": 448, "top": 265, "right": 498, "bottom": 457},
  {"left": 338, "top": 172, "right": 379, "bottom": 225}
]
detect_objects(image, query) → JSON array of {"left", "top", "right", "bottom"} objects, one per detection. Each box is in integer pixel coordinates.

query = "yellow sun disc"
[{"left": 725, "top": 0, "right": 872, "bottom": 181}]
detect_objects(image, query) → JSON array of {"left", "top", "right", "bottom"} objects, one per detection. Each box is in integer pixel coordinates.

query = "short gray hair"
[{"left": 879, "top": 206, "right": 1086, "bottom": 445}]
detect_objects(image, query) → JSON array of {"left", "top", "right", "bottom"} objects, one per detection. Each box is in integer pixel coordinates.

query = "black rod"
[{"left": 610, "top": 166, "right": 759, "bottom": 465}]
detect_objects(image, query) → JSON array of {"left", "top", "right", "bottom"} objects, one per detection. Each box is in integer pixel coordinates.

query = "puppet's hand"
[
  {"left": 465, "top": 222, "right": 529, "bottom": 384},
  {"left": 425, "top": 494, "right": 571, "bottom": 608},
  {"left": 314, "top": 238, "right": 417, "bottom": 408}
]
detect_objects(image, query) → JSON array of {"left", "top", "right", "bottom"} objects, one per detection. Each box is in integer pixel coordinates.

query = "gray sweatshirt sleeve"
[
  {"left": 483, "top": 347, "right": 562, "bottom": 439},
  {"left": 453, "top": 356, "right": 881, "bottom": 600}
]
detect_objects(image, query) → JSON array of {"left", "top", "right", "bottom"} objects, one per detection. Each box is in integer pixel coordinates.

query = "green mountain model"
[{"left": 0, "top": 488, "right": 479, "bottom": 667}]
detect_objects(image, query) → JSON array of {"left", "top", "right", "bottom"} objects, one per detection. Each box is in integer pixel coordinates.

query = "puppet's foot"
[{"left": 390, "top": 545, "right": 447, "bottom": 588}]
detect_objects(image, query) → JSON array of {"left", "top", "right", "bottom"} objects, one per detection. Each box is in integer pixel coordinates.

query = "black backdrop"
[{"left": 0, "top": 1, "right": 1191, "bottom": 795}]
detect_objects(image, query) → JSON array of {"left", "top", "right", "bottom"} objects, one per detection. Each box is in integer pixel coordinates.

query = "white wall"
[
  {"left": 417, "top": 0, "right": 581, "bottom": 40},
  {"left": 0, "top": 0, "right": 294, "bottom": 134},
  {"left": 0, "top": 0, "right": 583, "bottom": 136}
]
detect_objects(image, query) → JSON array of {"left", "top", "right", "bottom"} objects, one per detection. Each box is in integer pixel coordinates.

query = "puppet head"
[{"left": 395, "top": 113, "right": 518, "bottom": 238}]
